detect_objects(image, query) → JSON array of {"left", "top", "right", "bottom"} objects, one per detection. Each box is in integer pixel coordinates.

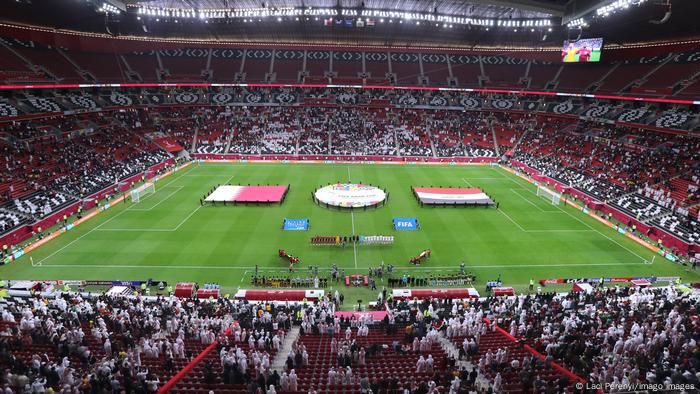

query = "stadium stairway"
[
  {"left": 510, "top": 127, "right": 530, "bottom": 155},
  {"left": 190, "top": 128, "right": 198, "bottom": 152},
  {"left": 449, "top": 327, "right": 577, "bottom": 393},
  {"left": 490, "top": 124, "right": 501, "bottom": 156},
  {"left": 223, "top": 130, "right": 235, "bottom": 154},
  {"left": 436, "top": 332, "right": 490, "bottom": 390},
  {"left": 271, "top": 326, "right": 300, "bottom": 372},
  {"left": 429, "top": 134, "right": 438, "bottom": 158}
]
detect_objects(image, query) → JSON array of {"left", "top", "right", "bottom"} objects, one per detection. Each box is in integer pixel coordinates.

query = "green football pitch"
[{"left": 3, "top": 162, "right": 697, "bottom": 301}]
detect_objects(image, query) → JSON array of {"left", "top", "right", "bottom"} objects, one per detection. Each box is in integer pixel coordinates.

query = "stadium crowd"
[
  {"left": 0, "top": 291, "right": 299, "bottom": 394},
  {"left": 1, "top": 111, "right": 172, "bottom": 237},
  {"left": 0, "top": 280, "right": 696, "bottom": 394}
]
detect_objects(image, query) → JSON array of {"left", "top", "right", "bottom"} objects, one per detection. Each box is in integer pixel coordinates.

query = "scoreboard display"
[{"left": 562, "top": 38, "right": 604, "bottom": 63}]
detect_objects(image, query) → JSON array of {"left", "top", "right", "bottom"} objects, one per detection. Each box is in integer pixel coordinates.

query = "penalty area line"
[
  {"left": 35, "top": 167, "right": 217, "bottom": 265},
  {"left": 130, "top": 186, "right": 184, "bottom": 211}
]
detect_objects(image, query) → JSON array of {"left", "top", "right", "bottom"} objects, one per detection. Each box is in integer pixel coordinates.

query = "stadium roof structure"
[{"left": 2, "top": 0, "right": 696, "bottom": 48}]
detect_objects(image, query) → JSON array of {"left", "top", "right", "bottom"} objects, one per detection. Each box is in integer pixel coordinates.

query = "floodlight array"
[
  {"left": 99, "top": 2, "right": 121, "bottom": 14},
  {"left": 596, "top": 0, "right": 648, "bottom": 17},
  {"left": 134, "top": 5, "right": 553, "bottom": 29}
]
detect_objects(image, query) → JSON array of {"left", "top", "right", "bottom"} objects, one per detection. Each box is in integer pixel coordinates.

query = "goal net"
[
  {"left": 131, "top": 182, "right": 155, "bottom": 203},
  {"left": 536, "top": 185, "right": 561, "bottom": 205}
]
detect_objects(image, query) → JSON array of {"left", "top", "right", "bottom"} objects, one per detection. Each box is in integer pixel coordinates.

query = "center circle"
[{"left": 314, "top": 183, "right": 387, "bottom": 208}]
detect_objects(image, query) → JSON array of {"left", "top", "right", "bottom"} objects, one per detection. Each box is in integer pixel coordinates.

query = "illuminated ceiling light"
[
  {"left": 567, "top": 18, "right": 588, "bottom": 28},
  {"left": 596, "top": 0, "right": 647, "bottom": 17},
  {"left": 130, "top": 5, "right": 553, "bottom": 29},
  {"left": 99, "top": 2, "right": 120, "bottom": 14}
]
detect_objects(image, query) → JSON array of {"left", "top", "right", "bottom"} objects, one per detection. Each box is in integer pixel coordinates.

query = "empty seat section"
[
  {"left": 484, "top": 64, "right": 525, "bottom": 87},
  {"left": 392, "top": 55, "right": 421, "bottom": 86},
  {"left": 422, "top": 56, "right": 450, "bottom": 86},
  {"left": 556, "top": 63, "right": 611, "bottom": 91},
  {"left": 243, "top": 52, "right": 272, "bottom": 82},
  {"left": 162, "top": 55, "right": 207, "bottom": 81},
  {"left": 69, "top": 52, "right": 126, "bottom": 82},
  {"left": 124, "top": 53, "right": 159, "bottom": 82},
  {"left": 274, "top": 51, "right": 303, "bottom": 83},
  {"left": 597, "top": 63, "right": 654, "bottom": 93},
  {"left": 451, "top": 62, "right": 481, "bottom": 87}
]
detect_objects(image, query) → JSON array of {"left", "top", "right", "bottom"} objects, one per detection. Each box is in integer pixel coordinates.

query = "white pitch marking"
[
  {"left": 493, "top": 167, "right": 650, "bottom": 264},
  {"left": 33, "top": 206, "right": 134, "bottom": 266},
  {"left": 552, "top": 202, "right": 650, "bottom": 263},
  {"left": 37, "top": 261, "right": 650, "bottom": 270},
  {"left": 459, "top": 177, "right": 506, "bottom": 180},
  {"left": 130, "top": 186, "right": 184, "bottom": 211},
  {"left": 172, "top": 205, "right": 203, "bottom": 231},
  {"left": 509, "top": 188, "right": 560, "bottom": 213},
  {"left": 35, "top": 166, "right": 221, "bottom": 265},
  {"left": 463, "top": 178, "right": 591, "bottom": 233},
  {"left": 496, "top": 208, "right": 527, "bottom": 232},
  {"left": 348, "top": 166, "right": 358, "bottom": 269}
]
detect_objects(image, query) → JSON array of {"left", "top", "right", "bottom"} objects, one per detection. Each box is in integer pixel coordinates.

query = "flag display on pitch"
[
  {"left": 205, "top": 185, "right": 288, "bottom": 203},
  {"left": 413, "top": 187, "right": 494, "bottom": 205}
]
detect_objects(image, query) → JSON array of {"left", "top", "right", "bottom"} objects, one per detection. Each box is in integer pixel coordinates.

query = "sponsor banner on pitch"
[
  {"left": 284, "top": 218, "right": 309, "bottom": 231},
  {"left": 393, "top": 217, "right": 418, "bottom": 230}
]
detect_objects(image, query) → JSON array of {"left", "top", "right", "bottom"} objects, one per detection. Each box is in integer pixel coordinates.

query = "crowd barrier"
[{"left": 234, "top": 289, "right": 324, "bottom": 301}]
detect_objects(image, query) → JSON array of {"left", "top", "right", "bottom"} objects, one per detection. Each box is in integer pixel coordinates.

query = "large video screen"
[{"left": 562, "top": 38, "right": 603, "bottom": 63}]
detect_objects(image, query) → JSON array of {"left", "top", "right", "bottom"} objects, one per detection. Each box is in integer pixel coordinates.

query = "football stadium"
[{"left": 0, "top": 0, "right": 698, "bottom": 393}]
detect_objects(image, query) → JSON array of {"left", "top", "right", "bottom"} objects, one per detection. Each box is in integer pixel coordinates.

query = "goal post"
[
  {"left": 131, "top": 182, "right": 155, "bottom": 203},
  {"left": 536, "top": 185, "right": 561, "bottom": 205}
]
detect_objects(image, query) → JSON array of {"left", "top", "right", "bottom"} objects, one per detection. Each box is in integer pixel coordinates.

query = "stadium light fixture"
[
  {"left": 566, "top": 18, "right": 588, "bottom": 28},
  {"left": 596, "top": 0, "right": 648, "bottom": 18},
  {"left": 99, "top": 2, "right": 121, "bottom": 14},
  {"left": 131, "top": 5, "right": 552, "bottom": 30}
]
